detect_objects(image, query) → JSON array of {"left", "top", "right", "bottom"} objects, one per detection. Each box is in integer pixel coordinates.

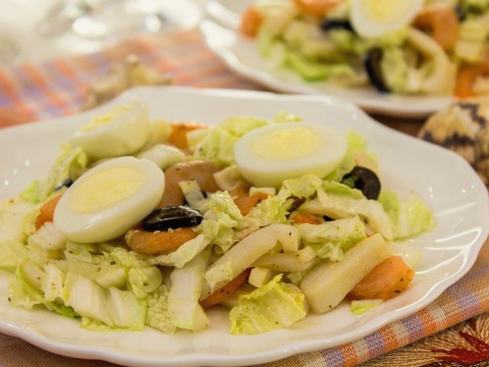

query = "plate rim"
[
  {"left": 0, "top": 86, "right": 487, "bottom": 367},
  {"left": 199, "top": 20, "right": 457, "bottom": 118}
]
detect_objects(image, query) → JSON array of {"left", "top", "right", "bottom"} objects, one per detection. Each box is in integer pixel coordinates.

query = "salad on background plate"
[
  {"left": 0, "top": 100, "right": 435, "bottom": 335},
  {"left": 239, "top": 0, "right": 489, "bottom": 98}
]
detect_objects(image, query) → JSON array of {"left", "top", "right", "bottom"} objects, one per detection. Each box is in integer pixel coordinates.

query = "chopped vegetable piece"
[
  {"left": 201, "top": 269, "right": 251, "bottom": 309},
  {"left": 349, "top": 256, "right": 414, "bottom": 300},
  {"left": 248, "top": 267, "right": 274, "bottom": 288},
  {"left": 205, "top": 225, "right": 278, "bottom": 293},
  {"left": 168, "top": 251, "right": 209, "bottom": 331},
  {"left": 159, "top": 161, "right": 220, "bottom": 207},
  {"left": 229, "top": 275, "right": 308, "bottom": 334},
  {"left": 168, "top": 123, "right": 206, "bottom": 150},
  {"left": 300, "top": 234, "right": 390, "bottom": 314}
]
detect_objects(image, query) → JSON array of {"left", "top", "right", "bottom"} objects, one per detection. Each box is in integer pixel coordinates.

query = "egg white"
[
  {"left": 71, "top": 101, "right": 150, "bottom": 160},
  {"left": 234, "top": 123, "right": 347, "bottom": 187},
  {"left": 54, "top": 157, "right": 164, "bottom": 243},
  {"left": 350, "top": 0, "right": 423, "bottom": 38},
  {"left": 137, "top": 144, "right": 186, "bottom": 170}
]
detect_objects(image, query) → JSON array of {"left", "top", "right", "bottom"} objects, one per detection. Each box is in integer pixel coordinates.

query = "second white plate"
[{"left": 200, "top": 19, "right": 454, "bottom": 118}]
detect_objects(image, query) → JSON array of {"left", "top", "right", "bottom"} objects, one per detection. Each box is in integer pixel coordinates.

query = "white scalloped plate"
[
  {"left": 200, "top": 19, "right": 455, "bottom": 118},
  {"left": 0, "top": 87, "right": 487, "bottom": 366}
]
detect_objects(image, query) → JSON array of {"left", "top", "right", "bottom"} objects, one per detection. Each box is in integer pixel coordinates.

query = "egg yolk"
[
  {"left": 81, "top": 105, "right": 130, "bottom": 132},
  {"left": 364, "top": 0, "right": 407, "bottom": 21},
  {"left": 70, "top": 167, "right": 145, "bottom": 214},
  {"left": 250, "top": 126, "right": 321, "bottom": 160}
]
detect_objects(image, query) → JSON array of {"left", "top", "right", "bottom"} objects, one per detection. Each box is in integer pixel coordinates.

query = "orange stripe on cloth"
[
  {"left": 21, "top": 63, "right": 72, "bottom": 114},
  {"left": 0, "top": 69, "right": 35, "bottom": 121}
]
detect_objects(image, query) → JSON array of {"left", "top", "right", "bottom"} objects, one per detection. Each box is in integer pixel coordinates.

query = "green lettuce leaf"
[
  {"left": 378, "top": 191, "right": 435, "bottom": 241},
  {"left": 298, "top": 217, "right": 366, "bottom": 261},
  {"left": 229, "top": 275, "right": 308, "bottom": 334},
  {"left": 194, "top": 116, "right": 269, "bottom": 165}
]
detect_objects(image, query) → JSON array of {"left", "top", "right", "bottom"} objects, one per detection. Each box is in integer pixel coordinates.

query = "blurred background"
[{"left": 0, "top": 0, "right": 207, "bottom": 64}]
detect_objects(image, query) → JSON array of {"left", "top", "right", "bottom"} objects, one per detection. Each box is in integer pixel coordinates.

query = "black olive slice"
[
  {"left": 320, "top": 19, "right": 353, "bottom": 32},
  {"left": 55, "top": 178, "right": 74, "bottom": 191},
  {"left": 342, "top": 166, "right": 381, "bottom": 200},
  {"left": 286, "top": 196, "right": 306, "bottom": 218},
  {"left": 364, "top": 48, "right": 390, "bottom": 93},
  {"left": 143, "top": 206, "right": 203, "bottom": 232}
]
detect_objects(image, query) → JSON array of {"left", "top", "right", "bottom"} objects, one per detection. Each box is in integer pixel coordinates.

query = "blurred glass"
[{"left": 37, "top": 0, "right": 201, "bottom": 41}]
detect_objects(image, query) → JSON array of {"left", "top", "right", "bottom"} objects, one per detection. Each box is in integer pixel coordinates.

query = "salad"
[
  {"left": 0, "top": 102, "right": 434, "bottom": 335},
  {"left": 239, "top": 0, "right": 489, "bottom": 98}
]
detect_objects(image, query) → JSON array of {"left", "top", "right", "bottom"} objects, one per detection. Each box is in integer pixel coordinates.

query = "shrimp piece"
[
  {"left": 234, "top": 192, "right": 269, "bottom": 215},
  {"left": 126, "top": 227, "right": 197, "bottom": 255},
  {"left": 290, "top": 212, "right": 322, "bottom": 224},
  {"left": 159, "top": 161, "right": 221, "bottom": 207},
  {"left": 200, "top": 269, "right": 251, "bottom": 309},
  {"left": 349, "top": 256, "right": 414, "bottom": 300},
  {"left": 294, "top": 0, "right": 342, "bottom": 18},
  {"left": 35, "top": 194, "right": 62, "bottom": 230},
  {"left": 240, "top": 7, "right": 263, "bottom": 38},
  {"left": 455, "top": 63, "right": 489, "bottom": 98},
  {"left": 414, "top": 4, "right": 459, "bottom": 51}
]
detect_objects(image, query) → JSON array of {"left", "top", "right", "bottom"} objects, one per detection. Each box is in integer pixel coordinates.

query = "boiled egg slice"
[
  {"left": 137, "top": 144, "right": 186, "bottom": 170},
  {"left": 54, "top": 157, "right": 164, "bottom": 243},
  {"left": 350, "top": 0, "right": 423, "bottom": 38},
  {"left": 234, "top": 123, "right": 347, "bottom": 187},
  {"left": 71, "top": 101, "right": 150, "bottom": 160}
]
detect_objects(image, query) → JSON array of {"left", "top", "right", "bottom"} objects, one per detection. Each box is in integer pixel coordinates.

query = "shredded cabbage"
[
  {"left": 146, "top": 285, "right": 176, "bottom": 334},
  {"left": 229, "top": 275, "right": 308, "bottom": 334},
  {"left": 194, "top": 117, "right": 269, "bottom": 165},
  {"left": 198, "top": 191, "right": 243, "bottom": 252},
  {"left": 39, "top": 144, "right": 88, "bottom": 201},
  {"left": 379, "top": 191, "right": 435, "bottom": 241},
  {"left": 151, "top": 234, "right": 209, "bottom": 268},
  {"left": 298, "top": 217, "right": 367, "bottom": 261}
]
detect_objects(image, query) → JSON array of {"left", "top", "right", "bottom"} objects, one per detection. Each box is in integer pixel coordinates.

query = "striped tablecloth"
[{"left": 0, "top": 30, "right": 488, "bottom": 367}]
